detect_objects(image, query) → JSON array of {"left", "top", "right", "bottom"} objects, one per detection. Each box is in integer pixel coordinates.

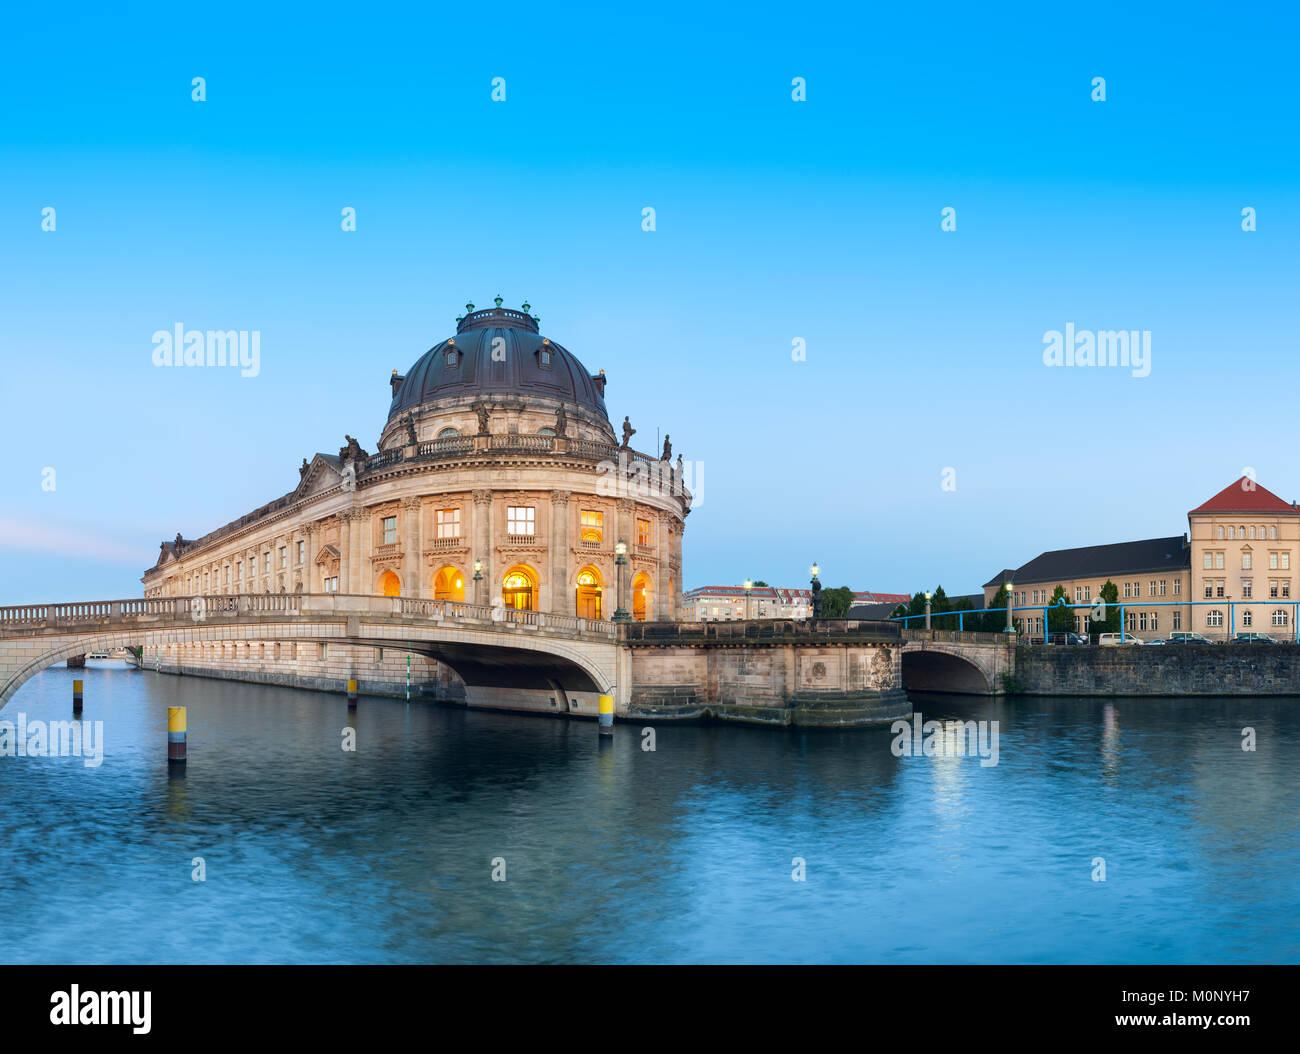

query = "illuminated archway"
[
  {"left": 377, "top": 570, "right": 401, "bottom": 597},
  {"left": 576, "top": 566, "right": 603, "bottom": 620},
  {"left": 433, "top": 565, "right": 465, "bottom": 602},
  {"left": 502, "top": 565, "right": 538, "bottom": 611},
  {"left": 632, "top": 571, "right": 652, "bottom": 621}
]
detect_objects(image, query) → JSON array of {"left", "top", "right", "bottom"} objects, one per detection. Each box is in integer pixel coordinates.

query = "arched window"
[
  {"left": 632, "top": 571, "right": 652, "bottom": 621},
  {"left": 1273, "top": 609, "right": 1289, "bottom": 627},
  {"left": 1227, "top": 526, "right": 1235, "bottom": 539},
  {"left": 576, "top": 567, "right": 603, "bottom": 619},
  {"left": 433, "top": 565, "right": 464, "bottom": 602},
  {"left": 1242, "top": 610, "right": 1253, "bottom": 627},
  {"left": 1216, "top": 525, "right": 1225, "bottom": 539},
  {"left": 1250, "top": 526, "right": 1257, "bottom": 539},
  {"left": 436, "top": 427, "right": 460, "bottom": 439},
  {"left": 537, "top": 427, "right": 556, "bottom": 436},
  {"left": 502, "top": 565, "right": 538, "bottom": 611},
  {"left": 377, "top": 570, "right": 401, "bottom": 597},
  {"left": 1269, "top": 526, "right": 1278, "bottom": 539},
  {"left": 1239, "top": 525, "right": 1246, "bottom": 538}
]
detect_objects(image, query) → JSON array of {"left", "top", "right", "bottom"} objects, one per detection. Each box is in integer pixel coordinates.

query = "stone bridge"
[
  {"left": 899, "top": 628, "right": 1017, "bottom": 695},
  {"left": 0, "top": 593, "right": 624, "bottom": 710}
]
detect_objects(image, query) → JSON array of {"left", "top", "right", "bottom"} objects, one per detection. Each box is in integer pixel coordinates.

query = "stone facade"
[{"left": 142, "top": 305, "right": 690, "bottom": 637}]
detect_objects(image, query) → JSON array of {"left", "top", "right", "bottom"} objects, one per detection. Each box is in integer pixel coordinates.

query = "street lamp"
[
  {"left": 810, "top": 562, "right": 822, "bottom": 619},
  {"left": 1004, "top": 581, "right": 1016, "bottom": 634},
  {"left": 924, "top": 590, "right": 932, "bottom": 630},
  {"left": 744, "top": 578, "right": 753, "bottom": 621},
  {"left": 472, "top": 558, "right": 483, "bottom": 605},
  {"left": 613, "top": 540, "right": 630, "bottom": 622}
]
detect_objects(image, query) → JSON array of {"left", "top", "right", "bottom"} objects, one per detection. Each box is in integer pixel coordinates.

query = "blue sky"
[{"left": 1, "top": 2, "right": 1298, "bottom": 603}]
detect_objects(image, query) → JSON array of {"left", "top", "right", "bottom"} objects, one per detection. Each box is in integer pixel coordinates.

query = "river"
[{"left": 1, "top": 662, "right": 1296, "bottom": 963}]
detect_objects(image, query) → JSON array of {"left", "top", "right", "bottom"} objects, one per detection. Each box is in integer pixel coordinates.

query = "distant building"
[
  {"left": 982, "top": 477, "right": 1300, "bottom": 640},
  {"left": 683, "top": 585, "right": 909, "bottom": 621}
]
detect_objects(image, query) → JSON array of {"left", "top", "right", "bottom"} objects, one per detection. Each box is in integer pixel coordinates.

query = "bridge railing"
[
  {"left": 622, "top": 618, "right": 902, "bottom": 643},
  {"left": 0, "top": 593, "right": 616, "bottom": 639}
]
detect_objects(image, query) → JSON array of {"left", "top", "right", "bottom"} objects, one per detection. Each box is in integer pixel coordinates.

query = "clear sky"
[{"left": 1, "top": 2, "right": 1297, "bottom": 604}]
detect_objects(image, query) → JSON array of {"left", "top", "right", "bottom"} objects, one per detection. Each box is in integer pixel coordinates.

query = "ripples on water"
[{"left": 1, "top": 663, "right": 1297, "bottom": 963}]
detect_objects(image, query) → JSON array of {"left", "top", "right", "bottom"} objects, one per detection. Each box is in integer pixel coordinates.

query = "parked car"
[
  {"left": 1167, "top": 632, "right": 1214, "bottom": 644},
  {"left": 1142, "top": 638, "right": 1169, "bottom": 645},
  {"left": 1097, "top": 632, "right": 1143, "bottom": 646},
  {"left": 1047, "top": 632, "right": 1088, "bottom": 646},
  {"left": 1231, "top": 633, "right": 1278, "bottom": 644}
]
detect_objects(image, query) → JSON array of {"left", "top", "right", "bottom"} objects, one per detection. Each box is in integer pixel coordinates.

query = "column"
[
  {"left": 352, "top": 510, "right": 369, "bottom": 594},
  {"left": 550, "top": 490, "right": 571, "bottom": 615},
  {"left": 403, "top": 497, "right": 422, "bottom": 598},
  {"left": 472, "top": 489, "right": 493, "bottom": 606},
  {"left": 303, "top": 524, "right": 318, "bottom": 592},
  {"left": 339, "top": 515, "right": 351, "bottom": 594}
]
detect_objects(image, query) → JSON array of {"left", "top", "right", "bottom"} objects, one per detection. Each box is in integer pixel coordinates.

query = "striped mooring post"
[
  {"left": 347, "top": 679, "right": 358, "bottom": 710},
  {"left": 167, "top": 707, "right": 187, "bottom": 764},
  {"left": 72, "top": 679, "right": 83, "bottom": 715},
  {"left": 598, "top": 694, "right": 614, "bottom": 737}
]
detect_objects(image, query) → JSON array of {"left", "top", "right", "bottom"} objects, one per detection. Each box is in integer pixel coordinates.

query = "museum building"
[{"left": 143, "top": 300, "right": 689, "bottom": 627}]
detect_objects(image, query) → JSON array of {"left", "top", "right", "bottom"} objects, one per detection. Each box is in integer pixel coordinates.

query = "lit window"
[
  {"left": 436, "top": 509, "right": 460, "bottom": 539},
  {"left": 508, "top": 506, "right": 536, "bottom": 536},
  {"left": 580, "top": 510, "right": 603, "bottom": 542},
  {"left": 382, "top": 516, "right": 397, "bottom": 545},
  {"left": 637, "top": 518, "right": 651, "bottom": 546}
]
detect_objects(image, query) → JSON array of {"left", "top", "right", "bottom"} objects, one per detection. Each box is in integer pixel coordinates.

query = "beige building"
[
  {"left": 143, "top": 301, "right": 690, "bottom": 624},
  {"left": 982, "top": 477, "right": 1300, "bottom": 641}
]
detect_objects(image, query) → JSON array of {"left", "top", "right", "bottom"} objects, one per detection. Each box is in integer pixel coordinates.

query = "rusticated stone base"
[{"left": 628, "top": 687, "right": 909, "bottom": 727}]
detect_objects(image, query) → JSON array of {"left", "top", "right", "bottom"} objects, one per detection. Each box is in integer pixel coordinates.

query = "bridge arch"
[
  {"left": 0, "top": 600, "right": 620, "bottom": 709},
  {"left": 901, "top": 645, "right": 996, "bottom": 694}
]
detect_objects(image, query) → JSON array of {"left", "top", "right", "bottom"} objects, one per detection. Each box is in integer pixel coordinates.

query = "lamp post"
[
  {"left": 744, "top": 578, "right": 753, "bottom": 621},
  {"left": 472, "top": 558, "right": 483, "bottom": 606},
  {"left": 810, "top": 563, "right": 822, "bottom": 619},
  {"left": 924, "top": 591, "right": 932, "bottom": 630},
  {"left": 1004, "top": 582, "right": 1015, "bottom": 634},
  {"left": 614, "top": 540, "right": 630, "bottom": 622}
]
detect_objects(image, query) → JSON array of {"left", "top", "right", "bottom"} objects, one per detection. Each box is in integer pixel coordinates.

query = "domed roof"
[{"left": 388, "top": 303, "right": 609, "bottom": 422}]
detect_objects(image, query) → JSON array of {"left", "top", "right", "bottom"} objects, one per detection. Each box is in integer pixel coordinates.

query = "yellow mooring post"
[
  {"left": 347, "top": 678, "right": 358, "bottom": 710},
  {"left": 167, "top": 706, "right": 187, "bottom": 764},
  {"left": 72, "top": 679, "right": 83, "bottom": 715},
  {"left": 598, "top": 694, "right": 614, "bottom": 737}
]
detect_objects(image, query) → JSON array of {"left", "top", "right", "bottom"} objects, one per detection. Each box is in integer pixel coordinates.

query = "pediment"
[{"left": 293, "top": 455, "right": 344, "bottom": 500}]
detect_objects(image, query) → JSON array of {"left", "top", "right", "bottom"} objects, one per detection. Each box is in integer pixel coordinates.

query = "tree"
[
  {"left": 1046, "top": 585, "right": 1074, "bottom": 636},
  {"left": 820, "top": 586, "right": 855, "bottom": 619},
  {"left": 983, "top": 584, "right": 1012, "bottom": 633},
  {"left": 752, "top": 580, "right": 769, "bottom": 587},
  {"left": 1090, "top": 580, "right": 1120, "bottom": 639}
]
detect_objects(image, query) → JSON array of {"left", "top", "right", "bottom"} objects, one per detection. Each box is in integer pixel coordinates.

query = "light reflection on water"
[{"left": 1, "top": 664, "right": 1297, "bottom": 963}]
